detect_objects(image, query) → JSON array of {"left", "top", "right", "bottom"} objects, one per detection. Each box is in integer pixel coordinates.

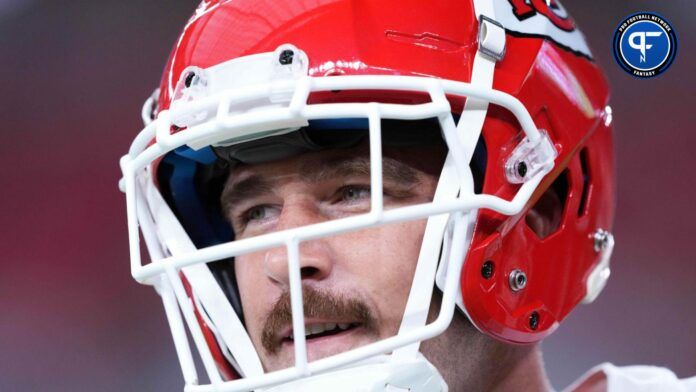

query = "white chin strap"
[{"left": 392, "top": 0, "right": 506, "bottom": 362}]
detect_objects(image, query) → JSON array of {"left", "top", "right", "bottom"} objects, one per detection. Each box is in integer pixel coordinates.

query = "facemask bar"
[
  {"left": 133, "top": 167, "right": 225, "bottom": 386},
  {"left": 121, "top": 74, "right": 554, "bottom": 283},
  {"left": 135, "top": 173, "right": 199, "bottom": 385},
  {"left": 137, "top": 164, "right": 265, "bottom": 382},
  {"left": 120, "top": 72, "right": 555, "bottom": 391}
]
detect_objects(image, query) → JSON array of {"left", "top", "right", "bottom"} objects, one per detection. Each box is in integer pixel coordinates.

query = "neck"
[
  {"left": 487, "top": 344, "right": 553, "bottom": 392},
  {"left": 420, "top": 298, "right": 552, "bottom": 391}
]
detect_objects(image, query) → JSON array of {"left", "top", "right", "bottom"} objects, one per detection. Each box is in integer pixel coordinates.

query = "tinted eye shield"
[{"left": 212, "top": 117, "right": 446, "bottom": 166}]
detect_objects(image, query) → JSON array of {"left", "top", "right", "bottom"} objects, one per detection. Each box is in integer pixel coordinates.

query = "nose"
[{"left": 263, "top": 202, "right": 334, "bottom": 287}]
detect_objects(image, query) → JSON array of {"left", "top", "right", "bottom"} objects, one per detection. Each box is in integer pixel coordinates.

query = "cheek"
[
  {"left": 331, "top": 219, "right": 427, "bottom": 331},
  {"left": 235, "top": 254, "right": 272, "bottom": 338}
]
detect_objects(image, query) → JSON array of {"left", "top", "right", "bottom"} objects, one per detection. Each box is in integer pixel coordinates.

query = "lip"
[
  {"left": 277, "top": 318, "right": 360, "bottom": 341},
  {"left": 280, "top": 323, "right": 366, "bottom": 360}
]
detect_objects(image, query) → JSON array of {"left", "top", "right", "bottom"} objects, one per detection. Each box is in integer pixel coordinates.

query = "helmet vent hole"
[
  {"left": 481, "top": 260, "right": 495, "bottom": 279},
  {"left": 525, "top": 170, "right": 568, "bottom": 239},
  {"left": 577, "top": 148, "right": 591, "bottom": 217}
]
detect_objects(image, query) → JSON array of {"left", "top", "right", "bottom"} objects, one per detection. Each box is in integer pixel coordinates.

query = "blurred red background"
[{"left": 0, "top": 1, "right": 693, "bottom": 390}]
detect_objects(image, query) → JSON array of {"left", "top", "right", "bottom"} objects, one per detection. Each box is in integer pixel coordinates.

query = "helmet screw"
[
  {"left": 529, "top": 311, "right": 539, "bottom": 330},
  {"left": 593, "top": 229, "right": 611, "bottom": 252},
  {"left": 279, "top": 49, "right": 295, "bottom": 65},
  {"left": 509, "top": 269, "right": 527, "bottom": 292},
  {"left": 481, "top": 260, "right": 495, "bottom": 280},
  {"left": 516, "top": 161, "right": 528, "bottom": 178},
  {"left": 184, "top": 72, "right": 196, "bottom": 88}
]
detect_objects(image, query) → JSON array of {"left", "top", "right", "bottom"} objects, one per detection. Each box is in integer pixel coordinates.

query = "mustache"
[{"left": 261, "top": 285, "right": 376, "bottom": 355}]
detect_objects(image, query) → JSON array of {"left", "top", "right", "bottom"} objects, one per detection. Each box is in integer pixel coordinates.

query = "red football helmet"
[{"left": 120, "top": 0, "right": 615, "bottom": 390}]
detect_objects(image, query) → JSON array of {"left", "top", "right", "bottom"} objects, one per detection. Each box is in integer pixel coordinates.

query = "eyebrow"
[
  {"left": 220, "top": 175, "right": 274, "bottom": 216},
  {"left": 220, "top": 155, "right": 419, "bottom": 214}
]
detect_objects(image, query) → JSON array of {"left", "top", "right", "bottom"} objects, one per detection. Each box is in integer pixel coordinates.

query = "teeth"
[{"left": 302, "top": 323, "right": 350, "bottom": 338}]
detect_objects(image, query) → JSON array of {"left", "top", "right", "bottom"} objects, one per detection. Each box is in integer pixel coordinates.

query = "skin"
[{"left": 221, "top": 142, "right": 553, "bottom": 390}]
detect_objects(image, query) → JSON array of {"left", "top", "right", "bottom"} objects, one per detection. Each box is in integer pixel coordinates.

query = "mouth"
[
  {"left": 281, "top": 322, "right": 362, "bottom": 344},
  {"left": 261, "top": 286, "right": 378, "bottom": 366},
  {"left": 265, "top": 321, "right": 372, "bottom": 369}
]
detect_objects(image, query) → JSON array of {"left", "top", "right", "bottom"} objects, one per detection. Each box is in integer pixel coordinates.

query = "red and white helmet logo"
[
  {"left": 494, "top": 0, "right": 591, "bottom": 58},
  {"left": 508, "top": 0, "right": 575, "bottom": 32}
]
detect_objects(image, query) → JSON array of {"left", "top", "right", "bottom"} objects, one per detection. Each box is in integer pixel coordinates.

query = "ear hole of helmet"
[{"left": 525, "top": 170, "right": 568, "bottom": 239}]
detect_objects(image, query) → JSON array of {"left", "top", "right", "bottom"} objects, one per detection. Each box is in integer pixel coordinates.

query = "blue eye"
[
  {"left": 245, "top": 205, "right": 271, "bottom": 222},
  {"left": 341, "top": 186, "right": 370, "bottom": 202}
]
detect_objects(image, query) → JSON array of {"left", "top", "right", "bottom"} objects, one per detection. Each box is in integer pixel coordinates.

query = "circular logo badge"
[{"left": 613, "top": 13, "right": 677, "bottom": 78}]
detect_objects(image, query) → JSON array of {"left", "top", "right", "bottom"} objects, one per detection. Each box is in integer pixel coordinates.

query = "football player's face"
[{"left": 222, "top": 144, "right": 443, "bottom": 371}]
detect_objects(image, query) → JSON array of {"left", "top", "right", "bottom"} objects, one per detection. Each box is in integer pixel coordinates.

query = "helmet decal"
[{"left": 495, "top": 0, "right": 593, "bottom": 58}]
